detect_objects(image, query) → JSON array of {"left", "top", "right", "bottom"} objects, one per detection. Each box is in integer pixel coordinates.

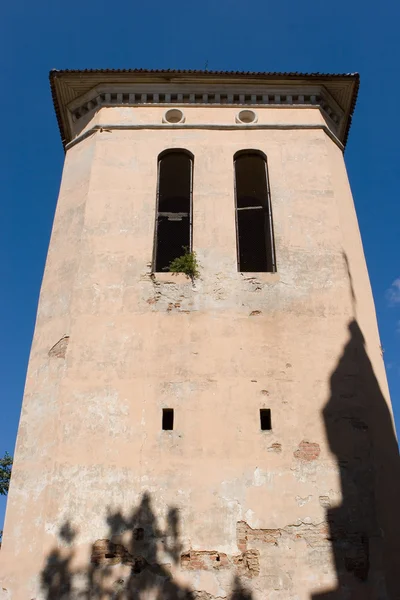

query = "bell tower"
[{"left": 1, "top": 69, "right": 399, "bottom": 600}]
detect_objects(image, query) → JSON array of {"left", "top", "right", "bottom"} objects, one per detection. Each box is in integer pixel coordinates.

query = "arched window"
[
  {"left": 153, "top": 150, "right": 193, "bottom": 272},
  {"left": 234, "top": 151, "right": 276, "bottom": 272}
]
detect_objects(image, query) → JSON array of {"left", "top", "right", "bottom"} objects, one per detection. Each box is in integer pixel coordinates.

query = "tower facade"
[{"left": 1, "top": 70, "right": 399, "bottom": 600}]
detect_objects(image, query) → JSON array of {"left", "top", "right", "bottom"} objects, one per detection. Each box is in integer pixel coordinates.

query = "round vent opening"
[
  {"left": 236, "top": 110, "right": 258, "bottom": 124},
  {"left": 163, "top": 109, "right": 185, "bottom": 124}
]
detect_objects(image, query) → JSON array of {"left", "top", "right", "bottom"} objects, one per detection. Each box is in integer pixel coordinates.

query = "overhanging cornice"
[{"left": 49, "top": 69, "right": 359, "bottom": 149}]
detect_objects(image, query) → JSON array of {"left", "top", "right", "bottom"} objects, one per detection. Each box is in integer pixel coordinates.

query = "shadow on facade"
[
  {"left": 40, "top": 254, "right": 400, "bottom": 599},
  {"left": 41, "top": 492, "right": 253, "bottom": 600},
  {"left": 313, "top": 318, "right": 400, "bottom": 599}
]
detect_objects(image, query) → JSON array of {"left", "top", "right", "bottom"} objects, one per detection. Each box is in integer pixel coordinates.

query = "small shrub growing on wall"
[{"left": 167, "top": 247, "right": 200, "bottom": 281}]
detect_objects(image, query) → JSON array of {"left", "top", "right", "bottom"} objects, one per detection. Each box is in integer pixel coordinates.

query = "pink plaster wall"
[{"left": 0, "top": 104, "right": 397, "bottom": 600}]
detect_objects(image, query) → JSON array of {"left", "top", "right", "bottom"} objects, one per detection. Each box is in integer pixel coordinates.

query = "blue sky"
[{"left": 1, "top": 0, "right": 399, "bottom": 528}]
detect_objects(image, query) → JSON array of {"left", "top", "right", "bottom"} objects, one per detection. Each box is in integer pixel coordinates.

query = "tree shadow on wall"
[
  {"left": 41, "top": 492, "right": 254, "bottom": 600},
  {"left": 313, "top": 319, "right": 400, "bottom": 600},
  {"left": 41, "top": 521, "right": 78, "bottom": 598}
]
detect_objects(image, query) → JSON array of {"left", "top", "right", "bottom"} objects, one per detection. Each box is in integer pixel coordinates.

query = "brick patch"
[
  {"left": 294, "top": 440, "right": 321, "bottom": 461},
  {"left": 48, "top": 336, "right": 69, "bottom": 359}
]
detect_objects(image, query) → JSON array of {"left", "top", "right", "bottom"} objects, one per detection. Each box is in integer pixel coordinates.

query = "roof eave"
[{"left": 49, "top": 69, "right": 359, "bottom": 149}]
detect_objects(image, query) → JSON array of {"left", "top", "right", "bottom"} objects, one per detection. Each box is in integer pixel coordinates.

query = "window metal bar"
[
  {"left": 233, "top": 158, "right": 240, "bottom": 270},
  {"left": 153, "top": 160, "right": 161, "bottom": 271},
  {"left": 236, "top": 206, "right": 264, "bottom": 211},
  {"left": 158, "top": 212, "right": 189, "bottom": 219},
  {"left": 189, "top": 156, "right": 193, "bottom": 252}
]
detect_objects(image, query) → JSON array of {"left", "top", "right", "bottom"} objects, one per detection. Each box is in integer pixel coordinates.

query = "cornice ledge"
[
  {"left": 68, "top": 85, "right": 343, "bottom": 134},
  {"left": 65, "top": 122, "right": 344, "bottom": 152}
]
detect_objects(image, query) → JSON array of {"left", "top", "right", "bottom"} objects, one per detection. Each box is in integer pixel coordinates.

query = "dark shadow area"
[
  {"left": 230, "top": 576, "right": 253, "bottom": 600},
  {"left": 313, "top": 319, "right": 400, "bottom": 599},
  {"left": 41, "top": 492, "right": 254, "bottom": 600},
  {"left": 41, "top": 522, "right": 78, "bottom": 598}
]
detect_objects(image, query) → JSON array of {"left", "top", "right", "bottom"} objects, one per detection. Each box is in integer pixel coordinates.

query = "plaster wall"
[
  {"left": 71, "top": 105, "right": 329, "bottom": 138},
  {"left": 0, "top": 106, "right": 397, "bottom": 599}
]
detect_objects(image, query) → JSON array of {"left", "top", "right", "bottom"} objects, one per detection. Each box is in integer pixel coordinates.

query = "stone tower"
[{"left": 1, "top": 70, "right": 399, "bottom": 600}]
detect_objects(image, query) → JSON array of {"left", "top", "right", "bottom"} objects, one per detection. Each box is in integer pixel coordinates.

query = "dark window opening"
[
  {"left": 260, "top": 409, "right": 272, "bottom": 431},
  {"left": 162, "top": 408, "right": 174, "bottom": 431},
  {"left": 234, "top": 152, "right": 276, "bottom": 272},
  {"left": 154, "top": 151, "right": 193, "bottom": 272}
]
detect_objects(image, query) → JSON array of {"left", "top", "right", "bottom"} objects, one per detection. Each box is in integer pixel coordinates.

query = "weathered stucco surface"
[{"left": 1, "top": 99, "right": 398, "bottom": 600}]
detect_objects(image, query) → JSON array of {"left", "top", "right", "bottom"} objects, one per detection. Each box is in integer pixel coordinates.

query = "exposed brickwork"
[
  {"left": 267, "top": 442, "right": 282, "bottom": 452},
  {"left": 319, "top": 495, "right": 331, "bottom": 508},
  {"left": 294, "top": 440, "right": 321, "bottom": 461},
  {"left": 92, "top": 539, "right": 126, "bottom": 566},
  {"left": 84, "top": 524, "right": 371, "bottom": 595},
  {"left": 232, "top": 549, "right": 260, "bottom": 578},
  {"left": 237, "top": 521, "right": 281, "bottom": 549},
  {"left": 91, "top": 539, "right": 148, "bottom": 573},
  {"left": 167, "top": 301, "right": 185, "bottom": 312},
  {"left": 192, "top": 593, "right": 215, "bottom": 600},
  {"left": 237, "top": 520, "right": 331, "bottom": 552},
  {"left": 236, "top": 521, "right": 248, "bottom": 553},
  {"left": 181, "top": 547, "right": 259, "bottom": 578},
  {"left": 48, "top": 336, "right": 69, "bottom": 359},
  {"left": 181, "top": 550, "right": 229, "bottom": 571}
]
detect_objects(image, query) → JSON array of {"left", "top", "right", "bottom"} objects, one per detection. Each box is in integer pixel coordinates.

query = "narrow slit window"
[
  {"left": 154, "top": 150, "right": 193, "bottom": 272},
  {"left": 260, "top": 409, "right": 272, "bottom": 431},
  {"left": 162, "top": 408, "right": 174, "bottom": 431},
  {"left": 234, "top": 152, "right": 276, "bottom": 272}
]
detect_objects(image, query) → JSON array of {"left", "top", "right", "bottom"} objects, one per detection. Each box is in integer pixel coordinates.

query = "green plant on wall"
[{"left": 167, "top": 247, "right": 200, "bottom": 280}]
